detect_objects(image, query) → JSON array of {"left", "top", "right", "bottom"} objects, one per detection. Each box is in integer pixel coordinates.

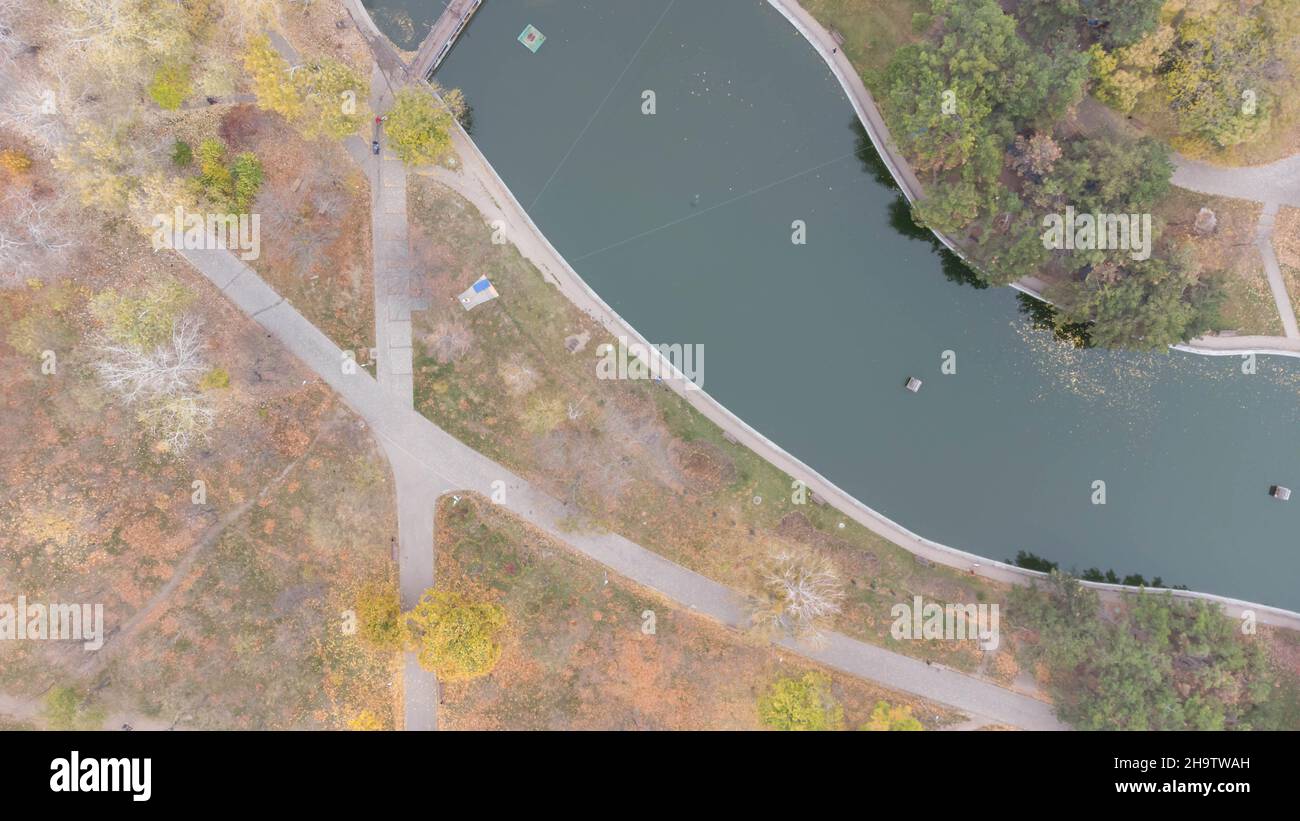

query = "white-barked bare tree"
[
  {"left": 753, "top": 549, "right": 846, "bottom": 642},
  {"left": 93, "top": 314, "right": 214, "bottom": 453}
]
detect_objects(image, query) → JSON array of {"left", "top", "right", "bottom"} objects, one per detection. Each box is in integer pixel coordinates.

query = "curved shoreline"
[
  {"left": 767, "top": 0, "right": 1300, "bottom": 359},
  {"left": 347, "top": 0, "right": 1300, "bottom": 627}
]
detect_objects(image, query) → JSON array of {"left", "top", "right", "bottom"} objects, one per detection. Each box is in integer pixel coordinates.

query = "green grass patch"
[{"left": 800, "top": 0, "right": 929, "bottom": 93}]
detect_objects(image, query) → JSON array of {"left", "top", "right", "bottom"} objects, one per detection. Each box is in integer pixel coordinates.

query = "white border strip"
[{"left": 355, "top": 0, "right": 1300, "bottom": 627}]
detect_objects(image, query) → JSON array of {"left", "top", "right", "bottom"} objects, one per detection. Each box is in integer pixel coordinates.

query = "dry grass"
[
  {"left": 1153, "top": 187, "right": 1274, "bottom": 335},
  {"left": 280, "top": 0, "right": 376, "bottom": 73},
  {"left": 1276, "top": 207, "right": 1300, "bottom": 270},
  {"left": 435, "top": 496, "right": 963, "bottom": 730},
  {"left": 1280, "top": 264, "right": 1300, "bottom": 333},
  {"left": 230, "top": 106, "right": 376, "bottom": 356},
  {"left": 406, "top": 178, "right": 1007, "bottom": 675},
  {"left": 1276, "top": 219, "right": 1300, "bottom": 331},
  {"left": 102, "top": 405, "right": 400, "bottom": 730},
  {"left": 0, "top": 197, "right": 397, "bottom": 728}
]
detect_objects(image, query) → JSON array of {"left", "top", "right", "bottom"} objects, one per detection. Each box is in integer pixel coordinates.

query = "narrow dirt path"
[{"left": 77, "top": 413, "right": 341, "bottom": 678}]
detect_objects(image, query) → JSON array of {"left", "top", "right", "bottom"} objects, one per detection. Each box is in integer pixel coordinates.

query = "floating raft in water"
[
  {"left": 905, "top": 376, "right": 922, "bottom": 393},
  {"left": 1271, "top": 485, "right": 1291, "bottom": 501},
  {"left": 518, "top": 24, "right": 546, "bottom": 53}
]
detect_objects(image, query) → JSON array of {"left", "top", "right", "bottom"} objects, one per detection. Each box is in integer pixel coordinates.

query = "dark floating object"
[
  {"left": 1270, "top": 485, "right": 1291, "bottom": 501},
  {"left": 905, "top": 376, "right": 922, "bottom": 393}
]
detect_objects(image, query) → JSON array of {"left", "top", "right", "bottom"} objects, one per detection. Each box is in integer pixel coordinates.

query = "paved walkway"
[
  {"left": 217, "top": 0, "right": 1300, "bottom": 732},
  {"left": 1255, "top": 203, "right": 1299, "bottom": 339},
  {"left": 271, "top": 28, "right": 421, "bottom": 411},
  {"left": 1075, "top": 96, "right": 1300, "bottom": 344},
  {"left": 348, "top": 67, "right": 418, "bottom": 409},
  {"left": 340, "top": 0, "right": 412, "bottom": 82},
  {"left": 1170, "top": 164, "right": 1300, "bottom": 348},
  {"left": 423, "top": 0, "right": 1299, "bottom": 629},
  {"left": 385, "top": 442, "right": 439, "bottom": 730},
  {"left": 176, "top": 241, "right": 1068, "bottom": 729},
  {"left": 339, "top": 58, "right": 437, "bottom": 728},
  {"left": 1172, "top": 154, "right": 1300, "bottom": 209}
]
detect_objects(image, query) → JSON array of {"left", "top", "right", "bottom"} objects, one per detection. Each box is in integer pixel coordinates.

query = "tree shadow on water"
[
  {"left": 850, "top": 120, "right": 987, "bottom": 290},
  {"left": 847, "top": 120, "right": 1095, "bottom": 345},
  {"left": 1015, "top": 292, "right": 1093, "bottom": 348}
]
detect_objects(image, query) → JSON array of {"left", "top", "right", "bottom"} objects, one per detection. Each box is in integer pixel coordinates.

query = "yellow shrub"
[{"left": 0, "top": 149, "right": 32, "bottom": 174}]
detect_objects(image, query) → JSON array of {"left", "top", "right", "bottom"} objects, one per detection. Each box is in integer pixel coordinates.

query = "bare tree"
[
  {"left": 282, "top": 219, "right": 330, "bottom": 273},
  {"left": 94, "top": 314, "right": 207, "bottom": 402},
  {"left": 0, "top": 67, "right": 66, "bottom": 147},
  {"left": 258, "top": 187, "right": 298, "bottom": 234},
  {"left": 1010, "top": 132, "right": 1062, "bottom": 182},
  {"left": 219, "top": 0, "right": 281, "bottom": 42},
  {"left": 0, "top": 0, "right": 24, "bottom": 67},
  {"left": 54, "top": 0, "right": 186, "bottom": 76},
  {"left": 0, "top": 195, "right": 74, "bottom": 281},
  {"left": 311, "top": 188, "right": 347, "bottom": 220},
  {"left": 426, "top": 320, "right": 473, "bottom": 364},
  {"left": 137, "top": 393, "right": 214, "bottom": 453},
  {"left": 16, "top": 200, "right": 73, "bottom": 253},
  {"left": 753, "top": 549, "right": 845, "bottom": 641},
  {"left": 0, "top": 229, "right": 27, "bottom": 284},
  {"left": 567, "top": 397, "right": 587, "bottom": 421},
  {"left": 95, "top": 314, "right": 214, "bottom": 454}
]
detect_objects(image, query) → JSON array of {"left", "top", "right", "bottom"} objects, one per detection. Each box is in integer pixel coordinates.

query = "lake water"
[{"left": 364, "top": 0, "right": 1300, "bottom": 609}]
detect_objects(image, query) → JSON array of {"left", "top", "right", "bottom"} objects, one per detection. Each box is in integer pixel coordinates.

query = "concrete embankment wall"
[{"left": 345, "top": 0, "right": 1300, "bottom": 629}]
